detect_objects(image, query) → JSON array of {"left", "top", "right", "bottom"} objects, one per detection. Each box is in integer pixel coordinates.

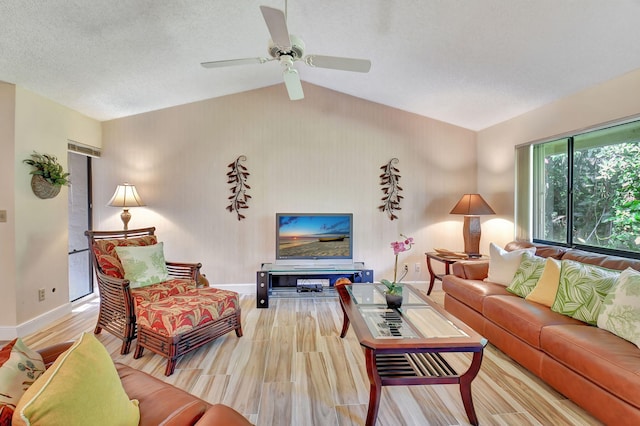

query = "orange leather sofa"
[
  {"left": 442, "top": 241, "right": 640, "bottom": 425},
  {"left": 37, "top": 342, "right": 252, "bottom": 426}
]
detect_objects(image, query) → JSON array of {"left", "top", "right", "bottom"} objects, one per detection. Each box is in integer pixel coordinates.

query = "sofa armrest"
[
  {"left": 451, "top": 260, "right": 490, "bottom": 280},
  {"left": 37, "top": 341, "right": 74, "bottom": 368},
  {"left": 195, "top": 404, "right": 253, "bottom": 426}
]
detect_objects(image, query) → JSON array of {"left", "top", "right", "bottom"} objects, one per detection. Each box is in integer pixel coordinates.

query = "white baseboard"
[
  {"left": 0, "top": 303, "right": 72, "bottom": 340},
  {"left": 212, "top": 283, "right": 255, "bottom": 294}
]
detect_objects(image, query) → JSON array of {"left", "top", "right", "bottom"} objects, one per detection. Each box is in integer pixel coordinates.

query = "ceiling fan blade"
[
  {"left": 282, "top": 67, "right": 304, "bottom": 100},
  {"left": 201, "top": 57, "right": 272, "bottom": 68},
  {"left": 304, "top": 55, "right": 371, "bottom": 73},
  {"left": 260, "top": 6, "right": 291, "bottom": 50}
]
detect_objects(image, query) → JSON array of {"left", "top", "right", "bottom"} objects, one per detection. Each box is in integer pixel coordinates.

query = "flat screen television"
[{"left": 275, "top": 213, "right": 353, "bottom": 265}]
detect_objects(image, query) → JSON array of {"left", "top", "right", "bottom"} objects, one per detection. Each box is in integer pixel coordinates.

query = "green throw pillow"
[
  {"left": 115, "top": 242, "right": 169, "bottom": 288},
  {"left": 13, "top": 333, "right": 139, "bottom": 426},
  {"left": 551, "top": 259, "right": 620, "bottom": 325},
  {"left": 507, "top": 252, "right": 547, "bottom": 298},
  {"left": 597, "top": 267, "right": 640, "bottom": 348}
]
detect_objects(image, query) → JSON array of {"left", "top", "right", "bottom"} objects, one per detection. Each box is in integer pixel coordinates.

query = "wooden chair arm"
[{"left": 165, "top": 261, "right": 202, "bottom": 282}]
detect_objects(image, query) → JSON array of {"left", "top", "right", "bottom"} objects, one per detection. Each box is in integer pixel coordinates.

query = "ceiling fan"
[{"left": 200, "top": 2, "right": 371, "bottom": 100}]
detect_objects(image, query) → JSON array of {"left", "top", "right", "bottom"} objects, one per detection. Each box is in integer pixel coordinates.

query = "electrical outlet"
[
  {"left": 403, "top": 263, "right": 409, "bottom": 272},
  {"left": 38, "top": 288, "right": 45, "bottom": 301},
  {"left": 415, "top": 263, "right": 421, "bottom": 273}
]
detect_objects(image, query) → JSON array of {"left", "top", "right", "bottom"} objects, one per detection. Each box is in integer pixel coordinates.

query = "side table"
[{"left": 425, "top": 252, "right": 487, "bottom": 295}]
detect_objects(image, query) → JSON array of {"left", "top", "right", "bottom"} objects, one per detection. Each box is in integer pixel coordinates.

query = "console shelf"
[{"left": 256, "top": 263, "right": 373, "bottom": 308}]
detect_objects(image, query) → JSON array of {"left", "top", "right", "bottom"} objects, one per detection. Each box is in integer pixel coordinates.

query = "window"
[{"left": 526, "top": 119, "right": 640, "bottom": 257}]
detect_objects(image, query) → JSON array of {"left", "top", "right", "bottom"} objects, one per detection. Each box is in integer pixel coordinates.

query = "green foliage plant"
[{"left": 23, "top": 151, "right": 70, "bottom": 186}]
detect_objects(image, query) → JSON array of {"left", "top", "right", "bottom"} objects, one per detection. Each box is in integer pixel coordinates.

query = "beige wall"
[
  {"left": 0, "top": 83, "right": 17, "bottom": 327},
  {"left": 0, "top": 85, "right": 101, "bottom": 338},
  {"left": 95, "top": 83, "right": 478, "bottom": 286},
  {"left": 477, "top": 68, "right": 640, "bottom": 249}
]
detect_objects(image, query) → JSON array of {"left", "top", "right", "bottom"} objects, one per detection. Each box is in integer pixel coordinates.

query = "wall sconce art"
[
  {"left": 379, "top": 158, "right": 402, "bottom": 221},
  {"left": 226, "top": 155, "right": 251, "bottom": 221}
]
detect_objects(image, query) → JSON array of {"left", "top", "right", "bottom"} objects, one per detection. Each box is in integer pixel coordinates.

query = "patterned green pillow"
[
  {"left": 506, "top": 252, "right": 547, "bottom": 298},
  {"left": 597, "top": 267, "right": 640, "bottom": 348},
  {"left": 115, "top": 242, "right": 169, "bottom": 288},
  {"left": 551, "top": 259, "right": 620, "bottom": 325}
]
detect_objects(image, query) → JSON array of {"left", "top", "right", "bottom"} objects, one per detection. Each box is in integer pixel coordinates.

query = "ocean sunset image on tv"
[{"left": 276, "top": 213, "right": 353, "bottom": 261}]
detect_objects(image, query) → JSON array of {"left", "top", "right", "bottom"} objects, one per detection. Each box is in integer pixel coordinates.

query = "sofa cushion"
[
  {"left": 483, "top": 295, "right": 584, "bottom": 349},
  {"left": 116, "top": 363, "right": 210, "bottom": 426},
  {"left": 0, "top": 339, "right": 45, "bottom": 424},
  {"left": 13, "top": 333, "right": 139, "bottom": 426},
  {"left": 486, "top": 243, "right": 537, "bottom": 285},
  {"left": 598, "top": 267, "right": 640, "bottom": 348},
  {"left": 442, "top": 275, "right": 510, "bottom": 313},
  {"left": 115, "top": 242, "right": 169, "bottom": 288},
  {"left": 541, "top": 324, "right": 640, "bottom": 410},
  {"left": 507, "top": 252, "right": 546, "bottom": 298},
  {"left": 562, "top": 249, "right": 640, "bottom": 272},
  {"left": 92, "top": 235, "right": 158, "bottom": 278},
  {"left": 135, "top": 288, "right": 239, "bottom": 337},
  {"left": 505, "top": 241, "right": 570, "bottom": 259},
  {"left": 552, "top": 259, "right": 620, "bottom": 325},
  {"left": 526, "top": 258, "right": 562, "bottom": 307}
]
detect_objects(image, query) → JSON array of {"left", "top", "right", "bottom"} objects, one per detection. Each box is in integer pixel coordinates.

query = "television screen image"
[{"left": 276, "top": 213, "right": 353, "bottom": 261}]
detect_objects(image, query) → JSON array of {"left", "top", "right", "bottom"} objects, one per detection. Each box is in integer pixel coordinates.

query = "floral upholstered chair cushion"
[
  {"left": 92, "top": 236, "right": 158, "bottom": 278},
  {"left": 135, "top": 288, "right": 239, "bottom": 337},
  {"left": 131, "top": 279, "right": 196, "bottom": 306}
]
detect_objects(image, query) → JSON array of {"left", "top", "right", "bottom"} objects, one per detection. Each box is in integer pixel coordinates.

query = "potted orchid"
[{"left": 381, "top": 234, "right": 414, "bottom": 308}]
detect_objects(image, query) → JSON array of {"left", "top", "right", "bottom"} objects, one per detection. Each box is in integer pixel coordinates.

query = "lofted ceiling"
[{"left": 2, "top": 1, "right": 640, "bottom": 131}]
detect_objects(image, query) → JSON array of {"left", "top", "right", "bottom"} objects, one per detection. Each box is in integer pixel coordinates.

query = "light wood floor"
[{"left": 22, "top": 288, "right": 602, "bottom": 426}]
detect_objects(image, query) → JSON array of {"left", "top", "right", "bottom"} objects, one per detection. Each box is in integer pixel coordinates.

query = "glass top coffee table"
[{"left": 336, "top": 283, "right": 487, "bottom": 426}]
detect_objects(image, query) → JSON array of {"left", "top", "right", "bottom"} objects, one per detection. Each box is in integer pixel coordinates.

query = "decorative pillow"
[
  {"left": 13, "top": 333, "right": 139, "bottom": 426},
  {"left": 551, "top": 259, "right": 620, "bottom": 325},
  {"left": 115, "top": 242, "right": 169, "bottom": 288},
  {"left": 92, "top": 235, "right": 158, "bottom": 278},
  {"left": 506, "top": 251, "right": 547, "bottom": 297},
  {"left": 597, "top": 267, "right": 640, "bottom": 348},
  {"left": 485, "top": 242, "right": 537, "bottom": 286},
  {"left": 526, "top": 257, "right": 562, "bottom": 307},
  {"left": 0, "top": 339, "right": 45, "bottom": 425}
]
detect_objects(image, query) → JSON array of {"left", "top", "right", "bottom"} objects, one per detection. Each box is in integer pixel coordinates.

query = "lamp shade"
[
  {"left": 449, "top": 194, "right": 495, "bottom": 216},
  {"left": 107, "top": 183, "right": 145, "bottom": 208}
]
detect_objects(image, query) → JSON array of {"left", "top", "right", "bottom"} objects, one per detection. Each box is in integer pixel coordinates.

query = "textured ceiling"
[{"left": 2, "top": 0, "right": 640, "bottom": 130}]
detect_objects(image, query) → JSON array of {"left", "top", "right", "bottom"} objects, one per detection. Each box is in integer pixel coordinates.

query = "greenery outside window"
[{"left": 529, "top": 119, "right": 640, "bottom": 257}]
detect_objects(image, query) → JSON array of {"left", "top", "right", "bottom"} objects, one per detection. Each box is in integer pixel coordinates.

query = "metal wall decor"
[
  {"left": 226, "top": 155, "right": 251, "bottom": 220},
  {"left": 379, "top": 158, "right": 403, "bottom": 220}
]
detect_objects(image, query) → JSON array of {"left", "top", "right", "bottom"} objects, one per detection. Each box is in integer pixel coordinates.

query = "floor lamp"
[
  {"left": 108, "top": 183, "right": 145, "bottom": 231},
  {"left": 450, "top": 194, "right": 495, "bottom": 257}
]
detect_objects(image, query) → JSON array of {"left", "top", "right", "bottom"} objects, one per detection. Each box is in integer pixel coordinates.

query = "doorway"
[{"left": 68, "top": 152, "right": 93, "bottom": 301}]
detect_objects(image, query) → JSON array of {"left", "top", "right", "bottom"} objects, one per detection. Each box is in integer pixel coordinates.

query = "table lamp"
[
  {"left": 108, "top": 183, "right": 145, "bottom": 231},
  {"left": 449, "top": 193, "right": 495, "bottom": 257}
]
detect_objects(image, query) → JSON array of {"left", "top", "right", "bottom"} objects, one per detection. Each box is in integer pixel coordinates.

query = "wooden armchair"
[{"left": 85, "top": 227, "right": 204, "bottom": 355}]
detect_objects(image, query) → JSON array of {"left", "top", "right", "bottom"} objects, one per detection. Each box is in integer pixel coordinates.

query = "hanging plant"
[
  {"left": 23, "top": 151, "right": 70, "bottom": 199},
  {"left": 379, "top": 158, "right": 403, "bottom": 220},
  {"left": 226, "top": 155, "right": 251, "bottom": 221}
]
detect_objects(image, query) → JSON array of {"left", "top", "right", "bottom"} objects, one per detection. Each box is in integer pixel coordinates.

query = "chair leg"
[
  {"left": 164, "top": 358, "right": 177, "bottom": 376},
  {"left": 133, "top": 344, "right": 144, "bottom": 359},
  {"left": 235, "top": 311, "right": 243, "bottom": 337},
  {"left": 94, "top": 325, "right": 102, "bottom": 334},
  {"left": 121, "top": 339, "right": 132, "bottom": 355}
]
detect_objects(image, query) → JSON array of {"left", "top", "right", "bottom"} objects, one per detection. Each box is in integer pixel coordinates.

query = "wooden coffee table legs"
[{"left": 360, "top": 348, "right": 483, "bottom": 426}]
